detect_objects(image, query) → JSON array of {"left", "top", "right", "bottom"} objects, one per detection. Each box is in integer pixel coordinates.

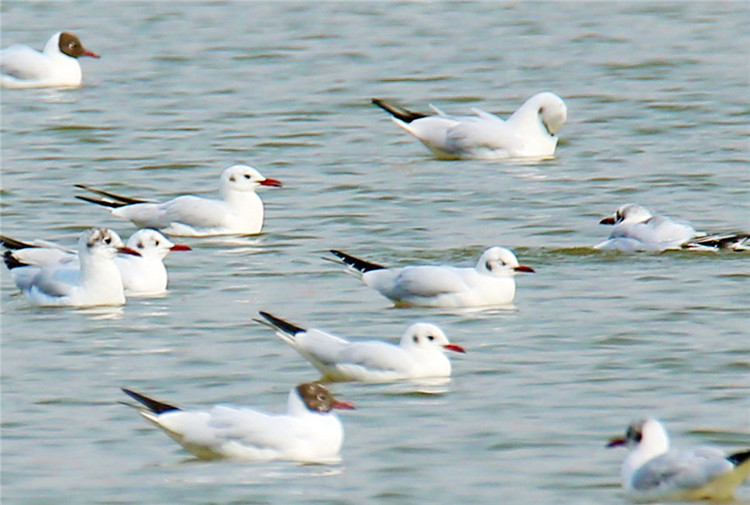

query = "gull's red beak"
[
  {"left": 170, "top": 244, "right": 192, "bottom": 251},
  {"left": 260, "top": 178, "right": 282, "bottom": 188},
  {"left": 118, "top": 246, "right": 141, "bottom": 257},
  {"left": 82, "top": 49, "right": 100, "bottom": 58},
  {"left": 332, "top": 400, "right": 355, "bottom": 410},
  {"left": 444, "top": 344, "right": 466, "bottom": 354},
  {"left": 606, "top": 436, "right": 626, "bottom": 448},
  {"left": 514, "top": 265, "right": 535, "bottom": 273},
  {"left": 600, "top": 216, "right": 616, "bottom": 225}
]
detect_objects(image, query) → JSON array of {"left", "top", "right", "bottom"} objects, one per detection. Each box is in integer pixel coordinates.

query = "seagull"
[
  {"left": 607, "top": 418, "right": 750, "bottom": 502},
  {"left": 75, "top": 165, "right": 282, "bottom": 236},
  {"left": 255, "top": 311, "right": 465, "bottom": 383},
  {"left": 1, "top": 32, "right": 99, "bottom": 89},
  {"left": 2, "top": 229, "right": 191, "bottom": 297},
  {"left": 3, "top": 227, "right": 139, "bottom": 307},
  {"left": 328, "top": 247, "right": 534, "bottom": 308},
  {"left": 372, "top": 92, "right": 567, "bottom": 160},
  {"left": 121, "top": 383, "right": 354, "bottom": 463},
  {"left": 595, "top": 203, "right": 750, "bottom": 252}
]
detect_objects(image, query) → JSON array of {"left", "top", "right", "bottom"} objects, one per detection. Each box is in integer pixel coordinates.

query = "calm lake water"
[{"left": 2, "top": 2, "right": 749, "bottom": 504}]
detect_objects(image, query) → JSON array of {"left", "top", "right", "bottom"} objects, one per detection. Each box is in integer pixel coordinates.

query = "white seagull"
[
  {"left": 2, "top": 229, "right": 191, "bottom": 297},
  {"left": 122, "top": 383, "right": 354, "bottom": 463},
  {"left": 372, "top": 92, "right": 567, "bottom": 160},
  {"left": 75, "top": 164, "right": 282, "bottom": 236},
  {"left": 256, "top": 311, "right": 465, "bottom": 383},
  {"left": 328, "top": 247, "right": 534, "bottom": 308},
  {"left": 595, "top": 203, "right": 750, "bottom": 252},
  {"left": 607, "top": 418, "right": 750, "bottom": 503},
  {"left": 3, "top": 228, "right": 139, "bottom": 307},
  {"left": 1, "top": 32, "right": 99, "bottom": 89}
]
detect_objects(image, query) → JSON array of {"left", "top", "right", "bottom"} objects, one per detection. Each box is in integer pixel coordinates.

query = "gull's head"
[
  {"left": 221, "top": 164, "right": 282, "bottom": 194},
  {"left": 126, "top": 228, "right": 191, "bottom": 260},
  {"left": 600, "top": 204, "right": 653, "bottom": 226},
  {"left": 476, "top": 246, "right": 535, "bottom": 277},
  {"left": 401, "top": 322, "right": 465, "bottom": 354},
  {"left": 57, "top": 32, "right": 100, "bottom": 59},
  {"left": 81, "top": 227, "right": 140, "bottom": 259},
  {"left": 297, "top": 383, "right": 354, "bottom": 413},
  {"left": 607, "top": 418, "right": 670, "bottom": 453},
  {"left": 532, "top": 92, "right": 567, "bottom": 136}
]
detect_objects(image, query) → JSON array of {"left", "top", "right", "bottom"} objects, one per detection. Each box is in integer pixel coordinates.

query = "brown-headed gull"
[
  {"left": 596, "top": 203, "right": 750, "bottom": 252},
  {"left": 256, "top": 312, "right": 465, "bottom": 383},
  {"left": 329, "top": 246, "right": 534, "bottom": 308},
  {"left": 1, "top": 32, "right": 99, "bottom": 89},
  {"left": 372, "top": 92, "right": 566, "bottom": 160},
  {"left": 75, "top": 165, "right": 282, "bottom": 236},
  {"left": 2, "top": 229, "right": 191, "bottom": 297},
  {"left": 3, "top": 228, "right": 139, "bottom": 307},
  {"left": 607, "top": 418, "right": 750, "bottom": 502},
  {"left": 122, "top": 383, "right": 354, "bottom": 463}
]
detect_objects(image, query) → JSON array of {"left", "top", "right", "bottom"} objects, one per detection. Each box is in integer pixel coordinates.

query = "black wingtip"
[
  {"left": 728, "top": 449, "right": 750, "bottom": 467},
  {"left": 0, "top": 235, "right": 35, "bottom": 250},
  {"left": 329, "top": 249, "right": 386, "bottom": 273},
  {"left": 75, "top": 195, "right": 126, "bottom": 208},
  {"left": 371, "top": 98, "right": 428, "bottom": 123},
  {"left": 121, "top": 388, "right": 180, "bottom": 414},
  {"left": 3, "top": 250, "right": 28, "bottom": 270},
  {"left": 257, "top": 311, "right": 306, "bottom": 335}
]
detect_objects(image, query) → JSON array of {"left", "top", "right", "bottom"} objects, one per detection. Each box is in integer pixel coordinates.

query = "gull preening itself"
[
  {"left": 596, "top": 203, "right": 750, "bottom": 252},
  {"left": 122, "top": 383, "right": 354, "bottom": 463},
  {"left": 328, "top": 246, "right": 534, "bottom": 308},
  {"left": 75, "top": 165, "right": 282, "bottom": 236},
  {"left": 256, "top": 311, "right": 465, "bottom": 383},
  {"left": 607, "top": 418, "right": 750, "bottom": 503},
  {"left": 1, "top": 32, "right": 99, "bottom": 89},
  {"left": 372, "top": 92, "right": 567, "bottom": 160},
  {"left": 3, "top": 228, "right": 139, "bottom": 307},
  {"left": 2, "top": 229, "right": 191, "bottom": 297}
]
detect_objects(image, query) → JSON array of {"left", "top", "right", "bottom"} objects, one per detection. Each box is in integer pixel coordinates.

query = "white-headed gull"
[
  {"left": 75, "top": 165, "right": 282, "bottom": 236},
  {"left": 3, "top": 228, "right": 139, "bottom": 307},
  {"left": 328, "top": 247, "right": 534, "bottom": 308},
  {"left": 2, "top": 229, "right": 191, "bottom": 297},
  {"left": 256, "top": 312, "right": 465, "bottom": 383},
  {"left": 372, "top": 92, "right": 567, "bottom": 160},
  {"left": 607, "top": 418, "right": 750, "bottom": 502},
  {"left": 595, "top": 203, "right": 750, "bottom": 252},
  {"left": 122, "top": 383, "right": 354, "bottom": 463},
  {"left": 1, "top": 32, "right": 99, "bottom": 89}
]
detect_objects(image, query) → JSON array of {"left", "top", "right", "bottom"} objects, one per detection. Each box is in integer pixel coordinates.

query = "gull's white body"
[
  {"left": 2, "top": 32, "right": 88, "bottom": 88},
  {"left": 595, "top": 204, "right": 749, "bottom": 252},
  {"left": 130, "top": 387, "right": 347, "bottom": 463},
  {"left": 332, "top": 247, "right": 533, "bottom": 308},
  {"left": 81, "top": 165, "right": 281, "bottom": 237},
  {"left": 8, "top": 228, "right": 129, "bottom": 307},
  {"left": 4, "top": 229, "right": 188, "bottom": 297},
  {"left": 383, "top": 92, "right": 566, "bottom": 160},
  {"left": 259, "top": 314, "right": 463, "bottom": 382},
  {"left": 611, "top": 419, "right": 750, "bottom": 503}
]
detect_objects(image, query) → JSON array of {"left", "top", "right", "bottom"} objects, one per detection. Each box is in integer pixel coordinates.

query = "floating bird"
[
  {"left": 75, "top": 165, "right": 282, "bottom": 236},
  {"left": 596, "top": 204, "right": 750, "bottom": 252},
  {"left": 607, "top": 418, "right": 750, "bottom": 503},
  {"left": 2, "top": 229, "right": 190, "bottom": 297},
  {"left": 1, "top": 32, "right": 99, "bottom": 88},
  {"left": 328, "top": 247, "right": 533, "bottom": 308},
  {"left": 121, "top": 383, "right": 354, "bottom": 463},
  {"left": 3, "top": 228, "right": 139, "bottom": 307},
  {"left": 372, "top": 92, "right": 566, "bottom": 159},
  {"left": 256, "top": 311, "right": 465, "bottom": 382}
]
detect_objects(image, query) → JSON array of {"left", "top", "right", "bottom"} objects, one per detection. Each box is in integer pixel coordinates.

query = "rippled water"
[{"left": 2, "top": 2, "right": 749, "bottom": 504}]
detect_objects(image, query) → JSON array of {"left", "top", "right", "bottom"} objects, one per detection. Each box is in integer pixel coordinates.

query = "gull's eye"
[
  {"left": 137, "top": 241, "right": 143, "bottom": 249},
  {"left": 244, "top": 174, "right": 252, "bottom": 179},
  {"left": 154, "top": 240, "right": 160, "bottom": 246},
  {"left": 104, "top": 237, "right": 112, "bottom": 245},
  {"left": 427, "top": 335, "right": 435, "bottom": 341},
  {"left": 317, "top": 393, "right": 327, "bottom": 402},
  {"left": 229, "top": 176, "right": 236, "bottom": 182}
]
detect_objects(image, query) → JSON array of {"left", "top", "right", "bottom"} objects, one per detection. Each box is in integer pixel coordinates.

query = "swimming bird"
[
  {"left": 256, "top": 311, "right": 465, "bottom": 383},
  {"left": 121, "top": 383, "right": 354, "bottom": 463},
  {"left": 1, "top": 32, "right": 99, "bottom": 88},
  {"left": 328, "top": 247, "right": 534, "bottom": 308},
  {"left": 3, "top": 227, "right": 139, "bottom": 307},
  {"left": 595, "top": 203, "right": 750, "bottom": 252},
  {"left": 607, "top": 418, "right": 750, "bottom": 502},
  {"left": 372, "top": 92, "right": 567, "bottom": 160},
  {"left": 2, "top": 229, "right": 191, "bottom": 297},
  {"left": 75, "top": 164, "right": 282, "bottom": 236}
]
